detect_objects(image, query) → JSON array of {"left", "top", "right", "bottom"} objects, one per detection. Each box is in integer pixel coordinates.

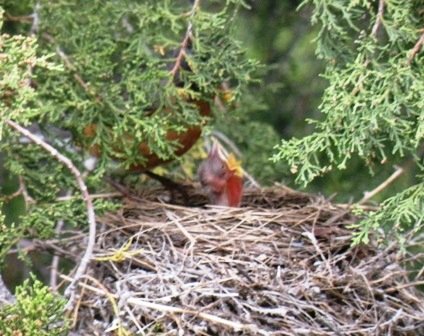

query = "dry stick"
[
  {"left": 407, "top": 30, "right": 424, "bottom": 65},
  {"left": 58, "top": 273, "right": 269, "bottom": 335},
  {"left": 56, "top": 191, "right": 122, "bottom": 202},
  {"left": 127, "top": 298, "right": 269, "bottom": 335},
  {"left": 358, "top": 166, "right": 404, "bottom": 205},
  {"left": 5, "top": 120, "right": 96, "bottom": 311}
]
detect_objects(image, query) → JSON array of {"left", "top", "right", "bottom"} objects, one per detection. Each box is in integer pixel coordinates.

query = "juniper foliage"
[
  {"left": 273, "top": 0, "right": 424, "bottom": 243},
  {"left": 0, "top": 275, "right": 68, "bottom": 336}
]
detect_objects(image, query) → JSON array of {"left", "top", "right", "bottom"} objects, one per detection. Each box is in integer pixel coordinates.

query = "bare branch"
[
  {"left": 5, "top": 120, "right": 97, "bottom": 311},
  {"left": 358, "top": 166, "right": 404, "bottom": 205},
  {"left": 56, "top": 192, "right": 122, "bottom": 202},
  {"left": 18, "top": 176, "right": 35, "bottom": 206},
  {"left": 407, "top": 30, "right": 424, "bottom": 65},
  {"left": 371, "top": 0, "right": 385, "bottom": 38},
  {"left": 0, "top": 176, "right": 35, "bottom": 206},
  {"left": 4, "top": 13, "right": 33, "bottom": 23},
  {"left": 169, "top": 0, "right": 201, "bottom": 79},
  {"left": 50, "top": 219, "right": 64, "bottom": 292}
]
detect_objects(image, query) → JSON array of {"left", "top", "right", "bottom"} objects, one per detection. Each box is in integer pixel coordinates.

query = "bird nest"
[{"left": 67, "top": 185, "right": 424, "bottom": 335}]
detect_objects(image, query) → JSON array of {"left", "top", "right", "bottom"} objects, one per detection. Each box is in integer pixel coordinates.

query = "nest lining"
[{"left": 68, "top": 185, "right": 424, "bottom": 335}]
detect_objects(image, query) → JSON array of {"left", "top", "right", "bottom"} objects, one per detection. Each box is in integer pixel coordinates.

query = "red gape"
[{"left": 198, "top": 142, "right": 243, "bottom": 207}]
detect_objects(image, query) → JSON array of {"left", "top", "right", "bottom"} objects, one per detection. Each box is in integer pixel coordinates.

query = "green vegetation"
[
  {"left": 272, "top": 0, "right": 423, "bottom": 243},
  {"left": 0, "top": 275, "right": 68, "bottom": 336}
]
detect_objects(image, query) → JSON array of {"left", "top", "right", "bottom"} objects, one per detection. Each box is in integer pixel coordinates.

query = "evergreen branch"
[
  {"left": 42, "top": 33, "right": 102, "bottom": 104},
  {"left": 351, "top": 0, "right": 385, "bottom": 96},
  {"left": 358, "top": 166, "right": 404, "bottom": 205},
  {"left": 169, "top": 0, "right": 201, "bottom": 79},
  {"left": 407, "top": 30, "right": 424, "bottom": 65},
  {"left": 5, "top": 120, "right": 97, "bottom": 312}
]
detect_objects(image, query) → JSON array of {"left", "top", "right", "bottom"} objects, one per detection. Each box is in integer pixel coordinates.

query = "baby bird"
[{"left": 198, "top": 142, "right": 243, "bottom": 207}]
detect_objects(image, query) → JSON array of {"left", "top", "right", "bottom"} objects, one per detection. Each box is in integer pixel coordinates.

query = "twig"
[
  {"left": 358, "top": 166, "right": 404, "bottom": 204},
  {"left": 59, "top": 273, "right": 267, "bottom": 335},
  {"left": 128, "top": 298, "right": 269, "bottom": 335},
  {"left": 351, "top": 0, "right": 385, "bottom": 96},
  {"left": 50, "top": 189, "right": 72, "bottom": 292},
  {"left": 5, "top": 120, "right": 97, "bottom": 312},
  {"left": 18, "top": 176, "right": 35, "bottom": 206},
  {"left": 336, "top": 203, "right": 379, "bottom": 211},
  {"left": 56, "top": 192, "right": 122, "bottom": 202},
  {"left": 407, "top": 30, "right": 424, "bottom": 65},
  {"left": 0, "top": 176, "right": 35, "bottom": 206},
  {"left": 50, "top": 219, "right": 64, "bottom": 292},
  {"left": 371, "top": 0, "right": 385, "bottom": 37},
  {"left": 169, "top": 0, "right": 201, "bottom": 79},
  {"left": 4, "top": 13, "right": 33, "bottom": 23}
]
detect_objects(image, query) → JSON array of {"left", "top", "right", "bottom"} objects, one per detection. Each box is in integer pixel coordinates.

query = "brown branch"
[
  {"left": 18, "top": 176, "right": 35, "bottom": 206},
  {"left": 4, "top": 13, "right": 33, "bottom": 23},
  {"left": 358, "top": 166, "right": 404, "bottom": 205},
  {"left": 169, "top": 0, "right": 201, "bottom": 79},
  {"left": 407, "top": 30, "right": 424, "bottom": 65},
  {"left": 5, "top": 120, "right": 97, "bottom": 312}
]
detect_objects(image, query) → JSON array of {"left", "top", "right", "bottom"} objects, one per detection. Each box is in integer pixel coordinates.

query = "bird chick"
[{"left": 198, "top": 142, "right": 243, "bottom": 207}]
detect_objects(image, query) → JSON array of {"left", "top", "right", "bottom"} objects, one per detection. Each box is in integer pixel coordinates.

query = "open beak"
[{"left": 209, "top": 141, "right": 219, "bottom": 158}]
